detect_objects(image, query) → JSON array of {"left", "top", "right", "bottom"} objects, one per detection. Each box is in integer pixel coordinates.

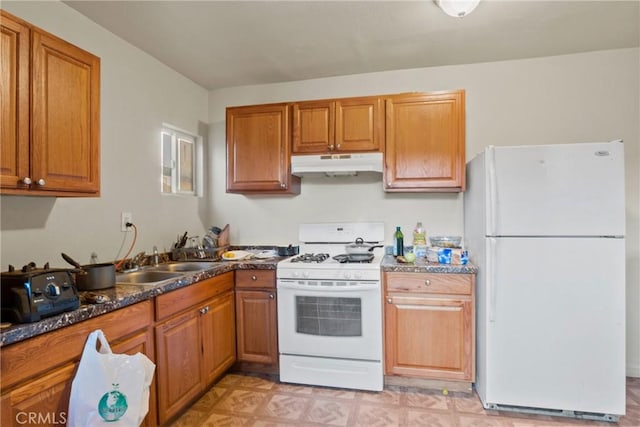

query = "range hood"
[{"left": 291, "top": 152, "right": 383, "bottom": 176}]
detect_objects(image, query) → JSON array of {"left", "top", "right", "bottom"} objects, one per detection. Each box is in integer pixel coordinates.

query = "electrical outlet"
[{"left": 121, "top": 212, "right": 132, "bottom": 232}]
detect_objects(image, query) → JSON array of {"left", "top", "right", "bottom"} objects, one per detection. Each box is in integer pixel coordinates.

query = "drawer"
[
  {"left": 155, "top": 272, "right": 234, "bottom": 321},
  {"left": 385, "top": 272, "right": 472, "bottom": 295},
  {"left": 236, "top": 269, "right": 276, "bottom": 289},
  {"left": 1, "top": 300, "right": 153, "bottom": 392}
]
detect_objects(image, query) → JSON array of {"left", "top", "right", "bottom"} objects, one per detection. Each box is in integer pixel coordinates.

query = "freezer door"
[
  {"left": 483, "top": 237, "right": 625, "bottom": 415},
  {"left": 486, "top": 142, "right": 625, "bottom": 237}
]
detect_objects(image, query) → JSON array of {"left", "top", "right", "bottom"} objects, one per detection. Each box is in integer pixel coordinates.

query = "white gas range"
[{"left": 276, "top": 222, "right": 384, "bottom": 391}]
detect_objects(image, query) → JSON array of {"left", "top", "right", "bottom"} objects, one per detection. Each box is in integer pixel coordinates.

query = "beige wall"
[
  {"left": 0, "top": 1, "right": 210, "bottom": 264},
  {"left": 208, "top": 49, "right": 640, "bottom": 376}
]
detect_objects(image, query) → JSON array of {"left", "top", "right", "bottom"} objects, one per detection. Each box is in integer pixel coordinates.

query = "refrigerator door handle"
[
  {"left": 488, "top": 237, "right": 497, "bottom": 322},
  {"left": 486, "top": 146, "right": 497, "bottom": 236}
]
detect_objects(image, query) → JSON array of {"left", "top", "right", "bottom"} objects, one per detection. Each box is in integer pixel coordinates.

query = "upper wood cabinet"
[
  {"left": 1, "top": 12, "right": 30, "bottom": 193},
  {"left": 0, "top": 11, "right": 101, "bottom": 196},
  {"left": 292, "top": 96, "right": 383, "bottom": 154},
  {"left": 226, "top": 103, "right": 300, "bottom": 194},
  {"left": 384, "top": 90, "right": 465, "bottom": 192}
]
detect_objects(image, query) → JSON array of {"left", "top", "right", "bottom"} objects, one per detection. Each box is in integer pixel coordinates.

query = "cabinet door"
[
  {"left": 292, "top": 100, "right": 334, "bottom": 153},
  {"left": 385, "top": 295, "right": 473, "bottom": 381},
  {"left": 235, "top": 289, "right": 278, "bottom": 365},
  {"left": 201, "top": 291, "right": 236, "bottom": 386},
  {"left": 31, "top": 29, "right": 100, "bottom": 194},
  {"left": 1, "top": 363, "right": 75, "bottom": 427},
  {"left": 384, "top": 91, "right": 465, "bottom": 192},
  {"left": 111, "top": 329, "right": 157, "bottom": 427},
  {"left": 292, "top": 96, "right": 382, "bottom": 154},
  {"left": 335, "top": 96, "right": 382, "bottom": 152},
  {"left": 155, "top": 309, "right": 202, "bottom": 425},
  {"left": 226, "top": 103, "right": 300, "bottom": 194},
  {"left": 0, "top": 11, "right": 30, "bottom": 190}
]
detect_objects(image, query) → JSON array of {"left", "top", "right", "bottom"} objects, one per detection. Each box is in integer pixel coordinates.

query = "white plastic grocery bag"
[{"left": 68, "top": 329, "right": 155, "bottom": 426}]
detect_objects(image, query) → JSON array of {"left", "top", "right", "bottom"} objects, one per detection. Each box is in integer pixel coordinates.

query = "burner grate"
[
  {"left": 4, "top": 261, "right": 52, "bottom": 274},
  {"left": 332, "top": 253, "right": 375, "bottom": 263},
  {"left": 290, "top": 253, "right": 331, "bottom": 263}
]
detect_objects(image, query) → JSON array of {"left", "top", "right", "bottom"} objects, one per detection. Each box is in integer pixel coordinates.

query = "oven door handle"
[{"left": 277, "top": 281, "right": 379, "bottom": 292}]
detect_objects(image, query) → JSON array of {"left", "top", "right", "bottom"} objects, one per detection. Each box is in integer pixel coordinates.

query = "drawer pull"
[
  {"left": 269, "top": 293, "right": 275, "bottom": 299},
  {"left": 386, "top": 297, "right": 393, "bottom": 304},
  {"left": 424, "top": 279, "right": 431, "bottom": 286},
  {"left": 251, "top": 275, "right": 258, "bottom": 281}
]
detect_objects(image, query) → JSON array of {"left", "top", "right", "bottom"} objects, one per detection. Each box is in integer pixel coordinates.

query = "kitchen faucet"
[{"left": 152, "top": 246, "right": 160, "bottom": 266}]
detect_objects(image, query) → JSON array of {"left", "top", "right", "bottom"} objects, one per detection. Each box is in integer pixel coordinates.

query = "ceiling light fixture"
[{"left": 435, "top": 0, "right": 481, "bottom": 18}]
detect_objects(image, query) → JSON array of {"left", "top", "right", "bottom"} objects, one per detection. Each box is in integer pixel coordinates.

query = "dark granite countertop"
[
  {"left": 381, "top": 255, "right": 478, "bottom": 274},
  {"left": 2, "top": 253, "right": 478, "bottom": 348},
  {"left": 0, "top": 257, "right": 283, "bottom": 348}
]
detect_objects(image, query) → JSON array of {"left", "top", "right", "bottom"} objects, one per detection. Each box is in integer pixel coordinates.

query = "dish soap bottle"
[
  {"left": 393, "top": 226, "right": 404, "bottom": 257},
  {"left": 413, "top": 222, "right": 427, "bottom": 258}
]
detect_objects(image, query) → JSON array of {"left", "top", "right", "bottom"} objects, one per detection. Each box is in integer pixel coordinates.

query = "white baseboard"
[{"left": 627, "top": 363, "right": 640, "bottom": 378}]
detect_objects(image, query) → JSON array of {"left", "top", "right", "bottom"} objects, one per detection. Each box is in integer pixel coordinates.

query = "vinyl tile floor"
[{"left": 169, "top": 374, "right": 640, "bottom": 427}]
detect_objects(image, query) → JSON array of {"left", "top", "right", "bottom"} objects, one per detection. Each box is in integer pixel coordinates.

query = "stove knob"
[
  {"left": 354, "top": 272, "right": 363, "bottom": 280},
  {"left": 45, "top": 283, "right": 61, "bottom": 298},
  {"left": 302, "top": 271, "right": 310, "bottom": 278},
  {"left": 292, "top": 271, "right": 299, "bottom": 278},
  {"left": 344, "top": 272, "right": 352, "bottom": 279}
]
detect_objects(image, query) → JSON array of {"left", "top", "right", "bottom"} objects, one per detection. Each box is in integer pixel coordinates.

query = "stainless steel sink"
[
  {"left": 116, "top": 270, "right": 185, "bottom": 285},
  {"left": 150, "top": 262, "right": 219, "bottom": 272}
]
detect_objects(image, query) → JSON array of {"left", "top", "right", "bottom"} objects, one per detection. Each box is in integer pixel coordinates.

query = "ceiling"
[{"left": 62, "top": 0, "right": 640, "bottom": 90}]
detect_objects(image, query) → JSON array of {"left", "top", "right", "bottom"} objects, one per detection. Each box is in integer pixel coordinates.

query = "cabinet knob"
[
  {"left": 22, "top": 177, "right": 32, "bottom": 185},
  {"left": 269, "top": 293, "right": 275, "bottom": 299},
  {"left": 36, "top": 179, "right": 46, "bottom": 186},
  {"left": 280, "top": 183, "right": 286, "bottom": 189},
  {"left": 329, "top": 144, "right": 335, "bottom": 150},
  {"left": 199, "top": 306, "right": 209, "bottom": 314},
  {"left": 424, "top": 279, "right": 431, "bottom": 286},
  {"left": 336, "top": 144, "right": 341, "bottom": 149},
  {"left": 386, "top": 297, "right": 392, "bottom": 304},
  {"left": 251, "top": 275, "right": 257, "bottom": 281}
]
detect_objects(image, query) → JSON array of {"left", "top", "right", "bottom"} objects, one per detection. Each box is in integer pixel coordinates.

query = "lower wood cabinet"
[
  {"left": 202, "top": 291, "right": 236, "bottom": 386},
  {"left": 383, "top": 272, "right": 475, "bottom": 382},
  {"left": 1, "top": 363, "right": 75, "bottom": 427},
  {"left": 235, "top": 270, "right": 278, "bottom": 371},
  {"left": 0, "top": 300, "right": 154, "bottom": 427},
  {"left": 155, "top": 309, "right": 202, "bottom": 424},
  {"left": 111, "top": 327, "right": 157, "bottom": 427},
  {"left": 154, "top": 272, "right": 235, "bottom": 425}
]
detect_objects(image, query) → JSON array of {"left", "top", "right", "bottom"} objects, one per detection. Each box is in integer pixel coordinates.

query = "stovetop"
[
  {"left": 1, "top": 262, "right": 80, "bottom": 324},
  {"left": 1, "top": 262, "right": 69, "bottom": 277},
  {"left": 276, "top": 222, "right": 385, "bottom": 281},
  {"left": 277, "top": 252, "right": 382, "bottom": 281}
]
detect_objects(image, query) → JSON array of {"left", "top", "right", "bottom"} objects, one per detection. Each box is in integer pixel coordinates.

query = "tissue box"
[{"left": 426, "top": 247, "right": 468, "bottom": 265}]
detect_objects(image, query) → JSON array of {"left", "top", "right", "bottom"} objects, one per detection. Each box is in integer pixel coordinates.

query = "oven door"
[{"left": 277, "top": 279, "right": 382, "bottom": 361}]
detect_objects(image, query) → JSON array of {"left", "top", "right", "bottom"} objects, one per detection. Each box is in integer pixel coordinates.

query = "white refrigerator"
[{"left": 464, "top": 141, "right": 626, "bottom": 422}]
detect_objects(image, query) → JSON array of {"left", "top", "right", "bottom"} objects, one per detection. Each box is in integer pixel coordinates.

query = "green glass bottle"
[{"left": 394, "top": 226, "right": 404, "bottom": 256}]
